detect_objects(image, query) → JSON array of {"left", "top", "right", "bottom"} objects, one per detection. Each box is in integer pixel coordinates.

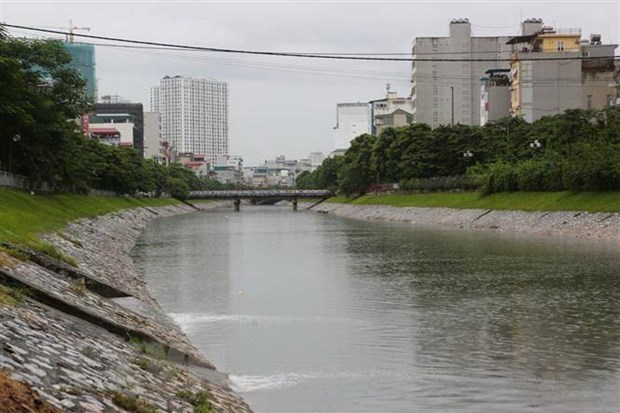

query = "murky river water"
[{"left": 132, "top": 206, "right": 620, "bottom": 412}]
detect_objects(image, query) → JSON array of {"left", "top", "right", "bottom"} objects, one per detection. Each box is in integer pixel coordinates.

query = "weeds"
[
  {"left": 0, "top": 246, "right": 29, "bottom": 262},
  {"left": 106, "top": 390, "right": 157, "bottom": 413},
  {"left": 162, "top": 365, "right": 181, "bottom": 380},
  {"left": 68, "top": 278, "right": 86, "bottom": 296},
  {"left": 0, "top": 284, "right": 25, "bottom": 306},
  {"left": 176, "top": 390, "right": 213, "bottom": 413},
  {"left": 128, "top": 336, "right": 169, "bottom": 360},
  {"left": 32, "top": 242, "right": 79, "bottom": 267}
]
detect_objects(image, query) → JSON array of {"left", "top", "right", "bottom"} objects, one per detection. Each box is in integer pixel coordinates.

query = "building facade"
[
  {"left": 64, "top": 42, "right": 97, "bottom": 101},
  {"left": 150, "top": 75, "right": 228, "bottom": 165},
  {"left": 333, "top": 102, "right": 371, "bottom": 150},
  {"left": 89, "top": 103, "right": 144, "bottom": 155},
  {"left": 508, "top": 29, "right": 618, "bottom": 122},
  {"left": 143, "top": 112, "right": 162, "bottom": 161},
  {"left": 411, "top": 18, "right": 543, "bottom": 127},
  {"left": 370, "top": 88, "right": 413, "bottom": 134}
]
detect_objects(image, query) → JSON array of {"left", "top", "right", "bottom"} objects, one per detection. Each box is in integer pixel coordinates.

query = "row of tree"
[
  {"left": 0, "top": 26, "right": 231, "bottom": 199},
  {"left": 297, "top": 107, "right": 620, "bottom": 195}
]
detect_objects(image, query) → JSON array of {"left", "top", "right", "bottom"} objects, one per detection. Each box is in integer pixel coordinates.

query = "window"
[
  {"left": 587, "top": 95, "right": 593, "bottom": 109},
  {"left": 557, "top": 41, "right": 564, "bottom": 51}
]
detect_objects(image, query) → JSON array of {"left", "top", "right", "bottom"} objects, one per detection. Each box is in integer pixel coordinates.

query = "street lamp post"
[{"left": 8, "top": 134, "right": 21, "bottom": 173}]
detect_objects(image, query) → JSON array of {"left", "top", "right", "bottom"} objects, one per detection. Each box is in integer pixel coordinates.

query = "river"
[{"left": 132, "top": 205, "right": 620, "bottom": 413}]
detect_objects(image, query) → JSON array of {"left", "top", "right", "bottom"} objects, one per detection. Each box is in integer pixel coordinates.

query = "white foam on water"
[
  {"left": 169, "top": 312, "right": 358, "bottom": 329},
  {"left": 229, "top": 369, "right": 416, "bottom": 393}
]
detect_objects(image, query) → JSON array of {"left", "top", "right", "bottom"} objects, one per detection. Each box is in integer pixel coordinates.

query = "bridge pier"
[
  {"left": 292, "top": 198, "right": 298, "bottom": 211},
  {"left": 233, "top": 199, "right": 241, "bottom": 212}
]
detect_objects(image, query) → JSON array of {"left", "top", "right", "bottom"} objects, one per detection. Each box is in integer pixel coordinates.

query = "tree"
[
  {"left": 0, "top": 27, "right": 91, "bottom": 189},
  {"left": 338, "top": 134, "right": 376, "bottom": 195}
]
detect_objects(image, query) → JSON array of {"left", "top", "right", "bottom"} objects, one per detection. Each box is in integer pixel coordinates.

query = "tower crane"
[{"left": 39, "top": 20, "right": 90, "bottom": 42}]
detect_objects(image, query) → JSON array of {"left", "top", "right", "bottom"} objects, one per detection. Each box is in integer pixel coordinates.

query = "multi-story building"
[
  {"left": 150, "top": 75, "right": 228, "bottom": 165},
  {"left": 370, "top": 87, "right": 413, "bottom": 134},
  {"left": 508, "top": 28, "right": 618, "bottom": 122},
  {"left": 333, "top": 102, "right": 371, "bottom": 150},
  {"left": 479, "top": 69, "right": 511, "bottom": 125},
  {"left": 334, "top": 89, "right": 412, "bottom": 150},
  {"left": 88, "top": 103, "right": 144, "bottom": 155},
  {"left": 410, "top": 18, "right": 543, "bottom": 127},
  {"left": 143, "top": 112, "right": 162, "bottom": 161},
  {"left": 64, "top": 42, "right": 97, "bottom": 101}
]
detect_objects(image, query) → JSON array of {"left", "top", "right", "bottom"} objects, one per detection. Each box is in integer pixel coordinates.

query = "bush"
[
  {"left": 562, "top": 142, "right": 620, "bottom": 191},
  {"left": 515, "top": 159, "right": 564, "bottom": 191},
  {"left": 469, "top": 162, "right": 518, "bottom": 195},
  {"left": 400, "top": 175, "right": 476, "bottom": 192}
]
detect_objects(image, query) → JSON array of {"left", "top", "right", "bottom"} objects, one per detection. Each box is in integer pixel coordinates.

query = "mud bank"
[
  {"left": 0, "top": 203, "right": 252, "bottom": 412},
  {"left": 313, "top": 203, "right": 620, "bottom": 241}
]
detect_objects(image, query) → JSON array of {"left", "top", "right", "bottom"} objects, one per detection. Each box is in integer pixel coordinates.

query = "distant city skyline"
[{"left": 2, "top": 1, "right": 618, "bottom": 166}]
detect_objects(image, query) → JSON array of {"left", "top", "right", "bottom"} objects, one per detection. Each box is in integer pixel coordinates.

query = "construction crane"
[{"left": 39, "top": 20, "right": 90, "bottom": 42}]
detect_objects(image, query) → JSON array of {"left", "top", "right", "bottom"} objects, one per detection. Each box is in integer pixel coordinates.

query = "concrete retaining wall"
[
  {"left": 0, "top": 202, "right": 252, "bottom": 412},
  {"left": 313, "top": 203, "right": 620, "bottom": 241}
]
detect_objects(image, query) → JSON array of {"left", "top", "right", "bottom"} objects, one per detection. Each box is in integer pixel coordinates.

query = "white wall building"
[
  {"left": 150, "top": 75, "right": 228, "bottom": 164},
  {"left": 333, "top": 102, "right": 371, "bottom": 150},
  {"left": 411, "top": 18, "right": 543, "bottom": 127},
  {"left": 143, "top": 112, "right": 162, "bottom": 161}
]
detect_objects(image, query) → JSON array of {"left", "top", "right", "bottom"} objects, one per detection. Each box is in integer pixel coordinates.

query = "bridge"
[{"left": 188, "top": 189, "right": 333, "bottom": 211}]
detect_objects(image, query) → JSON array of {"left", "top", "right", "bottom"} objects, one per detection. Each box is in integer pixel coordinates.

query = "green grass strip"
[
  {"left": 0, "top": 188, "right": 179, "bottom": 248},
  {"left": 328, "top": 191, "right": 620, "bottom": 213}
]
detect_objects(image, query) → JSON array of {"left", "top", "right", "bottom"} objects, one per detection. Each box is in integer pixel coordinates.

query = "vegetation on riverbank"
[
  {"left": 0, "top": 187, "right": 179, "bottom": 253},
  {"left": 298, "top": 107, "right": 620, "bottom": 196},
  {"left": 327, "top": 191, "right": 620, "bottom": 213}
]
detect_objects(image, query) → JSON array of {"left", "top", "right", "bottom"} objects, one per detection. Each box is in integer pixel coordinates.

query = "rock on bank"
[
  {"left": 313, "top": 203, "right": 620, "bottom": 241},
  {"left": 0, "top": 203, "right": 252, "bottom": 412}
]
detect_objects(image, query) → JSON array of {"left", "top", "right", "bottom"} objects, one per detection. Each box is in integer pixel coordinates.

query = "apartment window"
[{"left": 557, "top": 41, "right": 564, "bottom": 51}]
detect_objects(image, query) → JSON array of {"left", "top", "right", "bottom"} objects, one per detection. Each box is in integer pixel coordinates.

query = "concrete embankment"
[
  {"left": 312, "top": 203, "right": 620, "bottom": 241},
  {"left": 0, "top": 202, "right": 252, "bottom": 412}
]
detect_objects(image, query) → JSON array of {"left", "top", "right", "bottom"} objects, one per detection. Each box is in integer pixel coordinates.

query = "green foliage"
[
  {"left": 128, "top": 335, "right": 169, "bottom": 360},
  {"left": 0, "top": 284, "right": 25, "bottom": 306},
  {"left": 0, "top": 27, "right": 211, "bottom": 198},
  {"left": 107, "top": 390, "right": 157, "bottom": 413},
  {"left": 0, "top": 187, "right": 179, "bottom": 251},
  {"left": 336, "top": 191, "right": 620, "bottom": 213},
  {"left": 312, "top": 107, "right": 620, "bottom": 197},
  {"left": 176, "top": 390, "right": 213, "bottom": 413},
  {"left": 0, "top": 29, "right": 90, "bottom": 188},
  {"left": 400, "top": 175, "right": 474, "bottom": 192}
]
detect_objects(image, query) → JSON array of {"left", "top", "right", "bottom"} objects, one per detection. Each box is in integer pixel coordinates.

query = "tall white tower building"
[{"left": 150, "top": 75, "right": 228, "bottom": 164}]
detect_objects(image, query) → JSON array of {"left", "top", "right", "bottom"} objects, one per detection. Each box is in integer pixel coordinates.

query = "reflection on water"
[{"left": 133, "top": 206, "right": 620, "bottom": 413}]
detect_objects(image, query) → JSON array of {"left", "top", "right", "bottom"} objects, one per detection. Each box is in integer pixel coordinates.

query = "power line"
[{"left": 4, "top": 23, "right": 619, "bottom": 63}]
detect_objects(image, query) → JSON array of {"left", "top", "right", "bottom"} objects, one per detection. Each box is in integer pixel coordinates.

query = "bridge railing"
[{"left": 189, "top": 189, "right": 332, "bottom": 198}]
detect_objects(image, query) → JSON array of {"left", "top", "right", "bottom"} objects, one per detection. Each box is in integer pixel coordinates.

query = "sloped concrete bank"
[
  {"left": 0, "top": 202, "right": 253, "bottom": 412},
  {"left": 313, "top": 203, "right": 620, "bottom": 241}
]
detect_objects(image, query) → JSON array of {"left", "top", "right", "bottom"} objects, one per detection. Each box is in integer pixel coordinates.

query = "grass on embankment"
[
  {"left": 0, "top": 187, "right": 179, "bottom": 252},
  {"left": 327, "top": 191, "right": 620, "bottom": 213}
]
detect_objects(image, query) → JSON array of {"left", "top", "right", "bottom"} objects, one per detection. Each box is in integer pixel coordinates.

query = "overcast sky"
[{"left": 2, "top": 0, "right": 619, "bottom": 166}]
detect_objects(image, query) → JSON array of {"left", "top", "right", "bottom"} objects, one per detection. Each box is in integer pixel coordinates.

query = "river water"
[{"left": 132, "top": 206, "right": 620, "bottom": 413}]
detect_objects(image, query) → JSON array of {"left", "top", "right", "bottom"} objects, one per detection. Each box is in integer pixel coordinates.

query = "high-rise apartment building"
[
  {"left": 150, "top": 75, "right": 228, "bottom": 164},
  {"left": 64, "top": 42, "right": 97, "bottom": 101},
  {"left": 410, "top": 18, "right": 543, "bottom": 127}
]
